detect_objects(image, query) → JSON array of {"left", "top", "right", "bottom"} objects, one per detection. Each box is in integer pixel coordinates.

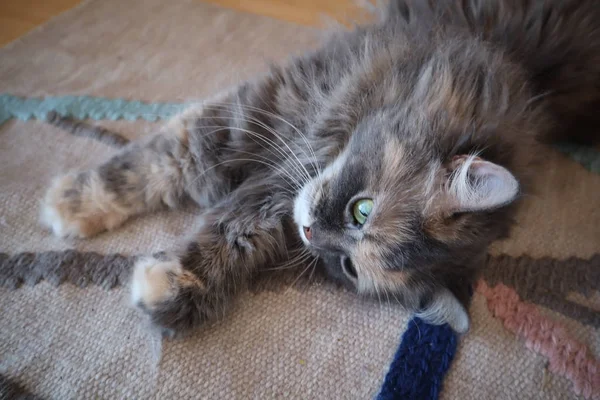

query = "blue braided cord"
[{"left": 377, "top": 318, "right": 458, "bottom": 400}]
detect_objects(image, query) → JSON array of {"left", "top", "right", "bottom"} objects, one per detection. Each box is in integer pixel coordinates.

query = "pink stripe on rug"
[{"left": 477, "top": 281, "right": 600, "bottom": 399}]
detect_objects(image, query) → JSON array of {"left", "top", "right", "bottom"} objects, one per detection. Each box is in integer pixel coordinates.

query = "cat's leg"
[
  {"left": 130, "top": 189, "right": 289, "bottom": 334},
  {"left": 40, "top": 116, "right": 198, "bottom": 239}
]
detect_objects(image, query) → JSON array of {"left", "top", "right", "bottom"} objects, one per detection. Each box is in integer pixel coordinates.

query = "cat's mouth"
[
  {"left": 340, "top": 256, "right": 358, "bottom": 281},
  {"left": 312, "top": 250, "right": 359, "bottom": 289}
]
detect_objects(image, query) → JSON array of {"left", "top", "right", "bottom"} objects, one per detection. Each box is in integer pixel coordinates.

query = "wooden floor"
[
  {"left": 0, "top": 0, "right": 361, "bottom": 47},
  {"left": 0, "top": 0, "right": 80, "bottom": 46}
]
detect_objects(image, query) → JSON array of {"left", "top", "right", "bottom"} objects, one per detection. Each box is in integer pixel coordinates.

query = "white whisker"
[
  {"left": 185, "top": 120, "right": 310, "bottom": 187},
  {"left": 202, "top": 105, "right": 313, "bottom": 184},
  {"left": 205, "top": 102, "right": 321, "bottom": 177},
  {"left": 265, "top": 248, "right": 312, "bottom": 271},
  {"left": 286, "top": 257, "right": 318, "bottom": 292}
]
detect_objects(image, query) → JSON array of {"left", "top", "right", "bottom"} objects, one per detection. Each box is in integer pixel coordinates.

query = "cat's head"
[
  {"left": 293, "top": 138, "right": 518, "bottom": 332},
  {"left": 292, "top": 41, "right": 537, "bottom": 333}
]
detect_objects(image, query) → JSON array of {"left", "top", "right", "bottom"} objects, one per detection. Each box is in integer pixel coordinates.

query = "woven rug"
[{"left": 0, "top": 0, "right": 598, "bottom": 398}]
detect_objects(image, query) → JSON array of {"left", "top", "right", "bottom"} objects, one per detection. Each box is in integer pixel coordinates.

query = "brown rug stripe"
[
  {"left": 483, "top": 254, "right": 600, "bottom": 327},
  {"left": 2, "top": 250, "right": 598, "bottom": 327}
]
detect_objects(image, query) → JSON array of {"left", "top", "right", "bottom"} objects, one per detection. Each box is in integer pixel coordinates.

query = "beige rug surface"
[{"left": 0, "top": 0, "right": 598, "bottom": 399}]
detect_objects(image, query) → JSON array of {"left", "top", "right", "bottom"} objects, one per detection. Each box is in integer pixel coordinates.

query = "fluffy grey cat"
[{"left": 41, "top": 0, "right": 600, "bottom": 334}]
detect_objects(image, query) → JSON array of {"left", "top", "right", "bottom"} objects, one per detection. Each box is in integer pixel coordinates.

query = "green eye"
[{"left": 352, "top": 199, "right": 374, "bottom": 225}]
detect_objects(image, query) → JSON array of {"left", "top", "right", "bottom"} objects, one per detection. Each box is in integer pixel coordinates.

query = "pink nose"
[{"left": 303, "top": 226, "right": 312, "bottom": 241}]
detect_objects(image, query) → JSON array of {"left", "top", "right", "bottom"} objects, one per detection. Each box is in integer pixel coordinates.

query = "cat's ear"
[{"left": 442, "top": 155, "right": 519, "bottom": 213}]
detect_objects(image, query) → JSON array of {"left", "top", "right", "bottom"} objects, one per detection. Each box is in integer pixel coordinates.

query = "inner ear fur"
[{"left": 439, "top": 154, "right": 520, "bottom": 214}]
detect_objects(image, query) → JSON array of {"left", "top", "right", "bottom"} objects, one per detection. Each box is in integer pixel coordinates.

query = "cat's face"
[{"left": 293, "top": 92, "right": 523, "bottom": 333}]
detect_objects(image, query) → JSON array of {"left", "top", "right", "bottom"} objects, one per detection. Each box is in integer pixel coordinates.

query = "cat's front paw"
[
  {"left": 130, "top": 256, "right": 184, "bottom": 309},
  {"left": 40, "top": 173, "right": 127, "bottom": 238},
  {"left": 131, "top": 255, "right": 208, "bottom": 334}
]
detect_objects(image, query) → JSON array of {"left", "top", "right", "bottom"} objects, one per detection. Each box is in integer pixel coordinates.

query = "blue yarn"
[
  {"left": 0, "top": 93, "right": 188, "bottom": 125},
  {"left": 377, "top": 318, "right": 458, "bottom": 400}
]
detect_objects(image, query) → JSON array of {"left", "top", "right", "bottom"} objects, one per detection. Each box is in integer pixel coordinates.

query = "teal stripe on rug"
[
  {"left": 0, "top": 93, "right": 187, "bottom": 125},
  {"left": 1, "top": 93, "right": 599, "bottom": 174}
]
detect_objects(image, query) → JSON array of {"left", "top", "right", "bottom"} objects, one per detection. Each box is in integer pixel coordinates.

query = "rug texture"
[{"left": 0, "top": 0, "right": 598, "bottom": 399}]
